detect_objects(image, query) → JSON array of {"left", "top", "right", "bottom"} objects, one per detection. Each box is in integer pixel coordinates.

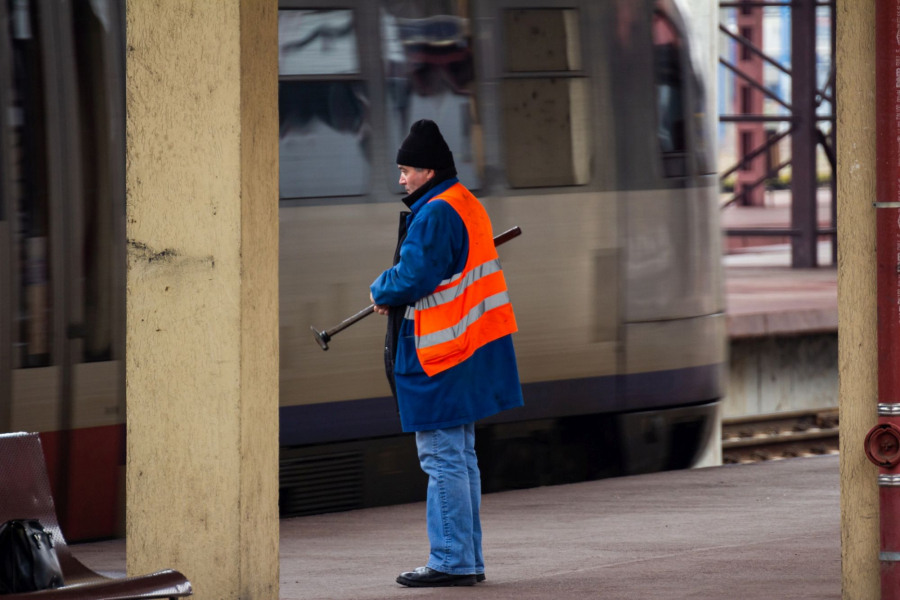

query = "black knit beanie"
[{"left": 396, "top": 119, "right": 455, "bottom": 171}]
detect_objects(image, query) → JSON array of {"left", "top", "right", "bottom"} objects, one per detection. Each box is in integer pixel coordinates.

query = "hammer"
[{"left": 311, "top": 226, "right": 522, "bottom": 351}]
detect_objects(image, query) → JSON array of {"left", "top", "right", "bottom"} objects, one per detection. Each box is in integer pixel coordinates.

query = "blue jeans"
[{"left": 415, "top": 423, "right": 483, "bottom": 575}]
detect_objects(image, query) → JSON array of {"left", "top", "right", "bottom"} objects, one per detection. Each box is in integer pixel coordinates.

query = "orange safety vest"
[{"left": 410, "top": 182, "right": 518, "bottom": 377}]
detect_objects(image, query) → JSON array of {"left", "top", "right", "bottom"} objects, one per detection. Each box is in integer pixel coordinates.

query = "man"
[{"left": 369, "top": 120, "right": 524, "bottom": 587}]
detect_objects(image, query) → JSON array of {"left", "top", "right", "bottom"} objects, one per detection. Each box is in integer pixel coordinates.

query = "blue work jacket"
[{"left": 370, "top": 177, "right": 524, "bottom": 432}]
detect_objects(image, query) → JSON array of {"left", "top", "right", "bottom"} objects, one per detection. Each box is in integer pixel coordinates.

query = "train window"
[
  {"left": 278, "top": 10, "right": 371, "bottom": 199},
  {"left": 501, "top": 9, "right": 590, "bottom": 188},
  {"left": 651, "top": 9, "right": 687, "bottom": 178},
  {"left": 279, "top": 10, "right": 359, "bottom": 75},
  {"left": 381, "top": 1, "right": 483, "bottom": 192}
]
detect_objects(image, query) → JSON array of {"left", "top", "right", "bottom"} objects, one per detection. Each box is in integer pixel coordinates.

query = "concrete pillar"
[
  {"left": 125, "top": 1, "right": 279, "bottom": 599},
  {"left": 837, "top": 0, "right": 879, "bottom": 596}
]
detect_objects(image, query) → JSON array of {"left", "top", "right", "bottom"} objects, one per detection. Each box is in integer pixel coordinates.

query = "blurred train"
[{"left": 0, "top": 0, "right": 724, "bottom": 541}]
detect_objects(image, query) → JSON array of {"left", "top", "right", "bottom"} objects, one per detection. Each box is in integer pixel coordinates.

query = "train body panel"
[
  {"left": 10, "top": 362, "right": 120, "bottom": 433},
  {"left": 624, "top": 182, "right": 723, "bottom": 322},
  {"left": 280, "top": 203, "right": 405, "bottom": 405},
  {"left": 280, "top": 189, "right": 620, "bottom": 411},
  {"left": 625, "top": 314, "right": 726, "bottom": 375}
]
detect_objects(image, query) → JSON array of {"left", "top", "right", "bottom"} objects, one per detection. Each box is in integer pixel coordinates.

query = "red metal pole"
[{"left": 867, "top": 2, "right": 900, "bottom": 597}]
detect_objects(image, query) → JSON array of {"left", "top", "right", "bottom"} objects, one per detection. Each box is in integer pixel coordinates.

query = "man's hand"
[{"left": 370, "top": 292, "right": 389, "bottom": 316}]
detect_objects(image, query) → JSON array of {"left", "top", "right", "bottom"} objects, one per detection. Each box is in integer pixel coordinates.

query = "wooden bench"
[{"left": 0, "top": 432, "right": 192, "bottom": 599}]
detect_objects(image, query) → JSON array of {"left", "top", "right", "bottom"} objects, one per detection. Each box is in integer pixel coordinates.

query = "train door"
[
  {"left": 616, "top": 0, "right": 721, "bottom": 324},
  {"left": 0, "top": 0, "right": 126, "bottom": 541},
  {"left": 614, "top": 0, "right": 725, "bottom": 461}
]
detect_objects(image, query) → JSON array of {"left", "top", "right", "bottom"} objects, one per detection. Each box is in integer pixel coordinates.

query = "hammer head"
[{"left": 311, "top": 326, "right": 330, "bottom": 351}]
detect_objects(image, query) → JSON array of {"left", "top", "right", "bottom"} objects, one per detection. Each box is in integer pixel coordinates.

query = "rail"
[{"left": 721, "top": 407, "right": 839, "bottom": 464}]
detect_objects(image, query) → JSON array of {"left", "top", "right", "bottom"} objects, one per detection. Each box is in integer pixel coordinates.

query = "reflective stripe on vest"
[
  {"left": 439, "top": 271, "right": 464, "bottom": 287},
  {"left": 416, "top": 291, "right": 511, "bottom": 348},
  {"left": 411, "top": 182, "right": 518, "bottom": 376},
  {"left": 415, "top": 259, "right": 503, "bottom": 310}
]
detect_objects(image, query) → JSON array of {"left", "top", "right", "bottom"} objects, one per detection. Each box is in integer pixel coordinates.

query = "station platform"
[
  {"left": 725, "top": 250, "right": 837, "bottom": 338},
  {"left": 722, "top": 191, "right": 837, "bottom": 339},
  {"left": 74, "top": 455, "right": 839, "bottom": 599}
]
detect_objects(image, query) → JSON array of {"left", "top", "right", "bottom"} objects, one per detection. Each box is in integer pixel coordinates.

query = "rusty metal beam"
[
  {"left": 720, "top": 1, "right": 834, "bottom": 5},
  {"left": 868, "top": 3, "right": 900, "bottom": 595},
  {"left": 720, "top": 57, "right": 792, "bottom": 110},
  {"left": 720, "top": 114, "right": 795, "bottom": 122},
  {"left": 719, "top": 24, "right": 792, "bottom": 76},
  {"left": 828, "top": 0, "right": 836, "bottom": 267},
  {"left": 720, "top": 127, "right": 792, "bottom": 181},
  {"left": 726, "top": 228, "right": 801, "bottom": 236},
  {"left": 817, "top": 66, "right": 835, "bottom": 106},
  {"left": 720, "top": 1, "right": 795, "bottom": 6},
  {"left": 790, "top": 0, "right": 818, "bottom": 268},
  {"left": 817, "top": 127, "right": 836, "bottom": 172},
  {"left": 725, "top": 227, "right": 837, "bottom": 236}
]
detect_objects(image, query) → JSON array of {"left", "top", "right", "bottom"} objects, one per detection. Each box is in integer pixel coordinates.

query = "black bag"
[{"left": 0, "top": 519, "right": 65, "bottom": 594}]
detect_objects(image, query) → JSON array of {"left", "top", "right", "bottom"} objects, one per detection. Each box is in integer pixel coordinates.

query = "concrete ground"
[{"left": 74, "top": 455, "right": 839, "bottom": 599}]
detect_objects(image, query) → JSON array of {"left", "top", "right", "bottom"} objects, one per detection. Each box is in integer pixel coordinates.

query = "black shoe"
[
  {"left": 396, "top": 567, "right": 477, "bottom": 587},
  {"left": 476, "top": 573, "right": 486, "bottom": 583}
]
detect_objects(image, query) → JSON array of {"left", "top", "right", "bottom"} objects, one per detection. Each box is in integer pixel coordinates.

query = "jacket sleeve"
[{"left": 371, "top": 200, "right": 466, "bottom": 307}]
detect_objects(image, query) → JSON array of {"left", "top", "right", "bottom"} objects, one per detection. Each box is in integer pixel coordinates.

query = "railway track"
[{"left": 722, "top": 408, "right": 839, "bottom": 465}]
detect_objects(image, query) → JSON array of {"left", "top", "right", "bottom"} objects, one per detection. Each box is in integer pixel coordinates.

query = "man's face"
[{"left": 398, "top": 165, "right": 434, "bottom": 195}]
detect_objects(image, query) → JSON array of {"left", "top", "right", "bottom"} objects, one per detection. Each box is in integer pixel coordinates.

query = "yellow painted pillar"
[
  {"left": 125, "top": 1, "right": 279, "bottom": 598},
  {"left": 838, "top": 0, "right": 879, "bottom": 597}
]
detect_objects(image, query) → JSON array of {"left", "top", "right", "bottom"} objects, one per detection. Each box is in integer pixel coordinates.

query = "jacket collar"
[{"left": 401, "top": 168, "right": 459, "bottom": 215}]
